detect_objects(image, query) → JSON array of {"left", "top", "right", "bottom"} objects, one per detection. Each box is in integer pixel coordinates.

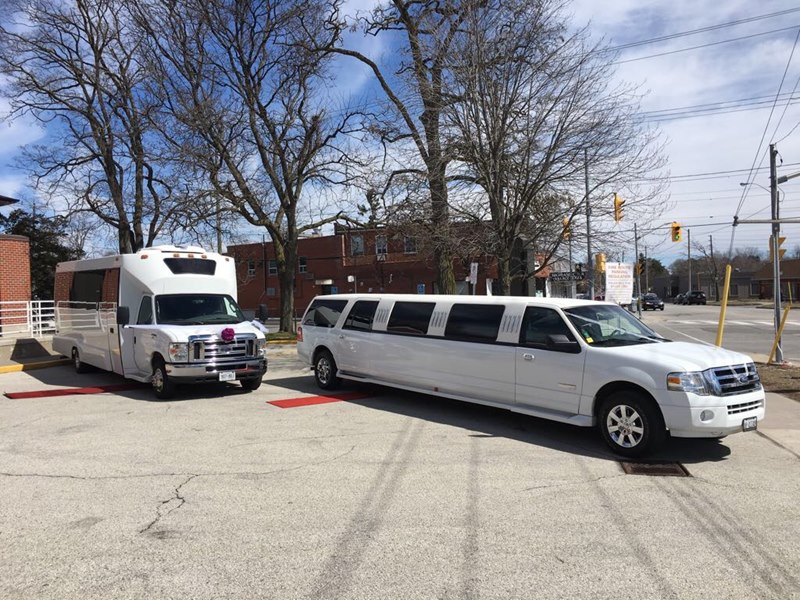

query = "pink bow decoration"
[{"left": 221, "top": 327, "right": 235, "bottom": 342}]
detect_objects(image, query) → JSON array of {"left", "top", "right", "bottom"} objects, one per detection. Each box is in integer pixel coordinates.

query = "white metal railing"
[{"left": 0, "top": 300, "right": 57, "bottom": 339}]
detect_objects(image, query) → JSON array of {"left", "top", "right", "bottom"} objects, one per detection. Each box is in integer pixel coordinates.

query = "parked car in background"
[
  {"left": 673, "top": 293, "right": 686, "bottom": 304},
  {"left": 642, "top": 293, "right": 665, "bottom": 311},
  {"left": 685, "top": 291, "right": 707, "bottom": 305}
]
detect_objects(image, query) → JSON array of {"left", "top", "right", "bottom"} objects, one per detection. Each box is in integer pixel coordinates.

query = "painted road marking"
[
  {"left": 4, "top": 383, "right": 145, "bottom": 400},
  {"left": 268, "top": 391, "right": 373, "bottom": 409}
]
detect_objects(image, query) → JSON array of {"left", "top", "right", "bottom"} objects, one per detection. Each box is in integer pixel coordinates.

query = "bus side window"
[{"left": 137, "top": 296, "right": 153, "bottom": 325}]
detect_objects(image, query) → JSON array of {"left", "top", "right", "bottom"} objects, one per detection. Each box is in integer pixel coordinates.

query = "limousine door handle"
[{"left": 523, "top": 353, "right": 534, "bottom": 361}]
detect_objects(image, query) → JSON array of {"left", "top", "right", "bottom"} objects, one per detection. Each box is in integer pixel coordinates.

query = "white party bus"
[
  {"left": 53, "top": 246, "right": 268, "bottom": 399},
  {"left": 297, "top": 294, "right": 765, "bottom": 457}
]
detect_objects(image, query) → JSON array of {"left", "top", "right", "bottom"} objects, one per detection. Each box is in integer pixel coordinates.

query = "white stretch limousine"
[{"left": 297, "top": 294, "right": 765, "bottom": 457}]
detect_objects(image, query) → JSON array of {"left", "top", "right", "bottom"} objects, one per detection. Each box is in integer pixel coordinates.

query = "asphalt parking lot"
[{"left": 1, "top": 346, "right": 799, "bottom": 600}]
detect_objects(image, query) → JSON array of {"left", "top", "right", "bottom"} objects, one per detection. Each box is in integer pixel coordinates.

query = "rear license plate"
[
  {"left": 742, "top": 416, "right": 758, "bottom": 431},
  {"left": 219, "top": 371, "right": 236, "bottom": 382}
]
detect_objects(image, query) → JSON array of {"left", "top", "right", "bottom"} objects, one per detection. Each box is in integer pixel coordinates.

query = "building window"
[
  {"left": 376, "top": 235, "right": 387, "bottom": 256},
  {"left": 268, "top": 259, "right": 277, "bottom": 275},
  {"left": 247, "top": 259, "right": 256, "bottom": 277},
  {"left": 351, "top": 235, "right": 365, "bottom": 256},
  {"left": 299, "top": 257, "right": 307, "bottom": 273},
  {"left": 404, "top": 236, "right": 417, "bottom": 254},
  {"left": 267, "top": 287, "right": 276, "bottom": 297}
]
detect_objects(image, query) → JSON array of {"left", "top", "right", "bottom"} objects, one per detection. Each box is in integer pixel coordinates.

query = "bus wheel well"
[{"left": 593, "top": 382, "right": 661, "bottom": 419}]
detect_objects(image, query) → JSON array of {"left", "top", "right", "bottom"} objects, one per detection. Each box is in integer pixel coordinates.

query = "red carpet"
[
  {"left": 4, "top": 383, "right": 145, "bottom": 399},
  {"left": 268, "top": 391, "right": 371, "bottom": 408}
]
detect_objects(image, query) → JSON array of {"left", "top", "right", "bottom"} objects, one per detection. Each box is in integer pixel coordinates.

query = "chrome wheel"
[
  {"left": 314, "top": 350, "right": 340, "bottom": 390},
  {"left": 152, "top": 368, "right": 165, "bottom": 392},
  {"left": 606, "top": 404, "right": 645, "bottom": 449},
  {"left": 317, "top": 356, "right": 332, "bottom": 385}
]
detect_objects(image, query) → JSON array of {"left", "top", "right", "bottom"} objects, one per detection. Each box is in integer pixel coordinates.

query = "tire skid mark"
[
  {"left": 310, "top": 418, "right": 424, "bottom": 600},
  {"left": 655, "top": 478, "right": 797, "bottom": 598},
  {"left": 575, "top": 457, "right": 679, "bottom": 598}
]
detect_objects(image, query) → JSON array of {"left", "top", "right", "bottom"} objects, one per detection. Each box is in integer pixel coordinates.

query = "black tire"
[
  {"left": 314, "top": 350, "right": 340, "bottom": 390},
  {"left": 240, "top": 377, "right": 262, "bottom": 391},
  {"left": 660, "top": 306, "right": 664, "bottom": 311},
  {"left": 598, "top": 391, "right": 666, "bottom": 458},
  {"left": 151, "top": 358, "right": 176, "bottom": 400},
  {"left": 72, "top": 348, "right": 90, "bottom": 374}
]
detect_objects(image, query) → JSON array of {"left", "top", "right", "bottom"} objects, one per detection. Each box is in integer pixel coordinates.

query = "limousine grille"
[
  {"left": 708, "top": 363, "right": 761, "bottom": 396},
  {"left": 189, "top": 333, "right": 258, "bottom": 363}
]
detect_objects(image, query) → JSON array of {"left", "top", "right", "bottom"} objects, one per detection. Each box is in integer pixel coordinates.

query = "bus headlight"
[
  {"left": 169, "top": 343, "right": 189, "bottom": 362},
  {"left": 256, "top": 339, "right": 267, "bottom": 358},
  {"left": 667, "top": 371, "right": 709, "bottom": 395}
]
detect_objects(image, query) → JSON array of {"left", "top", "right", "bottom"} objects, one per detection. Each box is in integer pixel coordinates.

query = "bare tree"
[
  {"left": 446, "top": 0, "right": 667, "bottom": 294},
  {"left": 134, "top": 0, "right": 361, "bottom": 331},
  {"left": 329, "top": 0, "right": 479, "bottom": 294},
  {"left": 0, "top": 0, "right": 186, "bottom": 253}
]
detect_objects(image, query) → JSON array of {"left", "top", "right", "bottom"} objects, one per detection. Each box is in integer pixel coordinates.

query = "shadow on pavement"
[{"left": 265, "top": 375, "right": 732, "bottom": 466}]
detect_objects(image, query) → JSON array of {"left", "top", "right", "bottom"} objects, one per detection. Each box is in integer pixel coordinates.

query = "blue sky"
[{"left": 2, "top": 0, "right": 800, "bottom": 267}]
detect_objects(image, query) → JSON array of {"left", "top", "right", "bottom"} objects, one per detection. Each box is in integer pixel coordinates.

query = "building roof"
[
  {"left": 752, "top": 258, "right": 800, "bottom": 281},
  {"left": 0, "top": 194, "right": 20, "bottom": 207}
]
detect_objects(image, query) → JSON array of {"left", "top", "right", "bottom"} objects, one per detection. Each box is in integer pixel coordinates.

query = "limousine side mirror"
[
  {"left": 546, "top": 334, "right": 580, "bottom": 353},
  {"left": 117, "top": 306, "right": 130, "bottom": 326}
]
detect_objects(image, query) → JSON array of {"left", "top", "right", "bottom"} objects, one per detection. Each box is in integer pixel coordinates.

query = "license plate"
[
  {"left": 218, "top": 371, "right": 236, "bottom": 382},
  {"left": 742, "top": 416, "right": 758, "bottom": 432}
]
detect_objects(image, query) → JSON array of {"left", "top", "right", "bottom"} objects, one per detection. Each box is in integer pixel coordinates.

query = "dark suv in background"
[
  {"left": 642, "top": 293, "right": 665, "bottom": 311},
  {"left": 685, "top": 291, "right": 707, "bottom": 305}
]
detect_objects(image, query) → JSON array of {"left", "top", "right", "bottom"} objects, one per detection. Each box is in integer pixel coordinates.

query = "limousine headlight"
[
  {"left": 169, "top": 342, "right": 189, "bottom": 363},
  {"left": 667, "top": 371, "right": 709, "bottom": 395},
  {"left": 256, "top": 339, "right": 267, "bottom": 358}
]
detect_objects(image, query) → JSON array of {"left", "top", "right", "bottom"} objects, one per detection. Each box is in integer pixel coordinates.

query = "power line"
[
  {"left": 600, "top": 8, "right": 800, "bottom": 52},
  {"left": 616, "top": 25, "right": 800, "bottom": 65}
]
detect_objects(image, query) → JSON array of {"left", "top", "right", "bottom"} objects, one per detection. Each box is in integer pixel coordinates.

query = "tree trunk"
[
  {"left": 274, "top": 239, "right": 297, "bottom": 333},
  {"left": 496, "top": 257, "right": 512, "bottom": 296},
  {"left": 430, "top": 164, "right": 455, "bottom": 294}
]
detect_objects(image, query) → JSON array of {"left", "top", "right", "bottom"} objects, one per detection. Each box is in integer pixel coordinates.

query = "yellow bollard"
[
  {"left": 767, "top": 305, "right": 792, "bottom": 364},
  {"left": 715, "top": 265, "right": 732, "bottom": 347}
]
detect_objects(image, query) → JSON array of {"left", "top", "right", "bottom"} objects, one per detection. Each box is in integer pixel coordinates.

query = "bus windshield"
[
  {"left": 563, "top": 304, "right": 665, "bottom": 347},
  {"left": 155, "top": 294, "right": 246, "bottom": 325}
]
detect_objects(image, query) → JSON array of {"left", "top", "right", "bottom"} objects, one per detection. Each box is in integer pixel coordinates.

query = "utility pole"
[
  {"left": 644, "top": 245, "right": 649, "bottom": 293},
  {"left": 584, "top": 149, "right": 594, "bottom": 299},
  {"left": 770, "top": 143, "right": 783, "bottom": 363},
  {"left": 709, "top": 234, "right": 718, "bottom": 301},
  {"left": 634, "top": 222, "right": 642, "bottom": 317},
  {"left": 687, "top": 228, "right": 692, "bottom": 293}
]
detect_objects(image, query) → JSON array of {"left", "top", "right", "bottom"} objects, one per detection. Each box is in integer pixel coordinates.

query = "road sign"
[{"left": 549, "top": 271, "right": 583, "bottom": 282}]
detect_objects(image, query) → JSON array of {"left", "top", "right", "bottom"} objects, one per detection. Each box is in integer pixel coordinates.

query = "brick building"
[
  {"left": 228, "top": 225, "right": 550, "bottom": 317},
  {"left": 0, "top": 195, "right": 31, "bottom": 333}
]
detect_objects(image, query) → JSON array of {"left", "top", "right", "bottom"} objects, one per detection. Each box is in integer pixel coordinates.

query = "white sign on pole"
[
  {"left": 469, "top": 262, "right": 478, "bottom": 285},
  {"left": 605, "top": 262, "right": 634, "bottom": 305}
]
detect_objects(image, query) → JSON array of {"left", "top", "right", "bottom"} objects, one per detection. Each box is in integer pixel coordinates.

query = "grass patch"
[{"left": 266, "top": 331, "right": 297, "bottom": 343}]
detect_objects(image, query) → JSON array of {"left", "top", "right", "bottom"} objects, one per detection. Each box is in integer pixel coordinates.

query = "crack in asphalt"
[
  {"left": 521, "top": 472, "right": 626, "bottom": 492},
  {"left": 140, "top": 474, "right": 197, "bottom": 534}
]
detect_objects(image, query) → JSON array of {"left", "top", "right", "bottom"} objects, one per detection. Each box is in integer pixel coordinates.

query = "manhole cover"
[{"left": 620, "top": 462, "right": 690, "bottom": 477}]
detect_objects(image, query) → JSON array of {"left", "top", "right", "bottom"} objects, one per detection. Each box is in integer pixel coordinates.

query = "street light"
[{"left": 347, "top": 274, "right": 358, "bottom": 292}]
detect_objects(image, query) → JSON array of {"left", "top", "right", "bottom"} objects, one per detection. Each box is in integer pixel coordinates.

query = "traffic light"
[
  {"left": 768, "top": 235, "right": 786, "bottom": 262},
  {"left": 613, "top": 193, "right": 625, "bottom": 223},
  {"left": 671, "top": 222, "right": 682, "bottom": 242},
  {"left": 595, "top": 252, "right": 606, "bottom": 273},
  {"left": 635, "top": 262, "right": 643, "bottom": 276},
  {"left": 562, "top": 217, "right": 570, "bottom": 240}
]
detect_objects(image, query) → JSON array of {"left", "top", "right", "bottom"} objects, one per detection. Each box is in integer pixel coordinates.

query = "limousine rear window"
[
  {"left": 444, "top": 303, "right": 505, "bottom": 342},
  {"left": 303, "top": 299, "right": 348, "bottom": 328},
  {"left": 387, "top": 301, "right": 435, "bottom": 335},
  {"left": 343, "top": 300, "right": 379, "bottom": 331}
]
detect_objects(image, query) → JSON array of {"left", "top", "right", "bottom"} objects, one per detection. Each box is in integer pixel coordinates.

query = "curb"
[{"left": 0, "top": 358, "right": 70, "bottom": 374}]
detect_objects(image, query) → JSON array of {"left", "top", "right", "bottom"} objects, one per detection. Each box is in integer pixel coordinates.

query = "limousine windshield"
[{"left": 563, "top": 304, "right": 664, "bottom": 347}]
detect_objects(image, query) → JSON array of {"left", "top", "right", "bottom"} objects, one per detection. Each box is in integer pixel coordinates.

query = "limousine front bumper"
[{"left": 659, "top": 388, "right": 765, "bottom": 438}]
